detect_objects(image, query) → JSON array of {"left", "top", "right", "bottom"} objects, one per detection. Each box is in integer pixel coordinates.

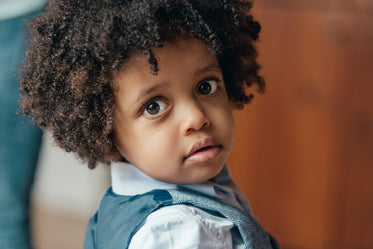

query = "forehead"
[{"left": 114, "top": 37, "right": 220, "bottom": 93}]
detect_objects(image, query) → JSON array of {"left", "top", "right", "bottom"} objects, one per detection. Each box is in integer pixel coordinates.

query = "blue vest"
[{"left": 84, "top": 187, "right": 280, "bottom": 249}]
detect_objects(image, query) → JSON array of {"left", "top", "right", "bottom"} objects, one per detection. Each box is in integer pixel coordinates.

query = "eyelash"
[
  {"left": 139, "top": 75, "right": 224, "bottom": 117},
  {"left": 197, "top": 76, "right": 223, "bottom": 94},
  {"left": 139, "top": 97, "right": 167, "bottom": 116},
  {"left": 201, "top": 75, "right": 222, "bottom": 85}
]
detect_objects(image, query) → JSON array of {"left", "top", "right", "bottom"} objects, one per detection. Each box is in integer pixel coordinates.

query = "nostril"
[
  {"left": 202, "top": 119, "right": 210, "bottom": 128},
  {"left": 181, "top": 105, "right": 210, "bottom": 135}
]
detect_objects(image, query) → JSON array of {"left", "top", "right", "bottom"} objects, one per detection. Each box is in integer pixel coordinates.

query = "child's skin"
[{"left": 113, "top": 36, "right": 235, "bottom": 184}]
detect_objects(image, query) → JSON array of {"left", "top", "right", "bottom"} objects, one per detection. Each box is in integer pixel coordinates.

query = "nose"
[{"left": 179, "top": 101, "right": 210, "bottom": 136}]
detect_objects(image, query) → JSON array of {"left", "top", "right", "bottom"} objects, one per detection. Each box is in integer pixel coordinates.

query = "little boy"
[{"left": 20, "top": 0, "right": 280, "bottom": 248}]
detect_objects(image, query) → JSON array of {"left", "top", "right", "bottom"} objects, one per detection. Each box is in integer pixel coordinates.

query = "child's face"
[{"left": 113, "top": 37, "right": 235, "bottom": 184}]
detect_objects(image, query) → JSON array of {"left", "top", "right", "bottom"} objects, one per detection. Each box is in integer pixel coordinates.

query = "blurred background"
[
  {"left": 5, "top": 0, "right": 372, "bottom": 248},
  {"left": 228, "top": 0, "right": 373, "bottom": 249},
  {"left": 31, "top": 134, "right": 110, "bottom": 249}
]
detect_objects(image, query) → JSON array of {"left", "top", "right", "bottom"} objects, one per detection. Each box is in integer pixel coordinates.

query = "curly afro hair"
[{"left": 20, "top": 0, "right": 264, "bottom": 168}]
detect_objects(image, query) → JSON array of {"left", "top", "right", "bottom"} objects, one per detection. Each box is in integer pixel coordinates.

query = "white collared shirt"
[{"left": 111, "top": 161, "right": 249, "bottom": 249}]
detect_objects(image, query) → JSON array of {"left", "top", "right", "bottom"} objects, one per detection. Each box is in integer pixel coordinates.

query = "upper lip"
[{"left": 184, "top": 138, "right": 220, "bottom": 160}]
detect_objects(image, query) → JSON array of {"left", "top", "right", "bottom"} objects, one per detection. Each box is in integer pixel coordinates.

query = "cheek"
[
  {"left": 213, "top": 102, "right": 235, "bottom": 135},
  {"left": 114, "top": 119, "right": 144, "bottom": 160},
  {"left": 145, "top": 129, "right": 177, "bottom": 153},
  {"left": 224, "top": 110, "right": 236, "bottom": 143},
  {"left": 130, "top": 127, "right": 178, "bottom": 162},
  {"left": 214, "top": 105, "right": 235, "bottom": 150}
]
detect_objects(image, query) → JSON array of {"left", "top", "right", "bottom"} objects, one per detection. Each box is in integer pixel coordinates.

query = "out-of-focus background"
[
  {"left": 31, "top": 133, "right": 110, "bottom": 249},
  {"left": 228, "top": 0, "right": 373, "bottom": 249},
  {"left": 29, "top": 0, "right": 372, "bottom": 249}
]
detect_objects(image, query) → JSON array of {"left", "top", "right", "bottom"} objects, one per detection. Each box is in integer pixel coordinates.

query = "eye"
[
  {"left": 198, "top": 79, "right": 218, "bottom": 95},
  {"left": 143, "top": 99, "right": 168, "bottom": 116}
]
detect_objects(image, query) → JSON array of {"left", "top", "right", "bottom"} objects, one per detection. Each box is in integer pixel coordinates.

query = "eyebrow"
[
  {"left": 134, "top": 63, "right": 221, "bottom": 104},
  {"left": 195, "top": 63, "right": 221, "bottom": 76},
  {"left": 134, "top": 83, "right": 169, "bottom": 104}
]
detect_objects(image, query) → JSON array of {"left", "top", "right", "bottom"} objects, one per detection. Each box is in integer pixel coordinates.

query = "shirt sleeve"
[{"left": 128, "top": 205, "right": 234, "bottom": 249}]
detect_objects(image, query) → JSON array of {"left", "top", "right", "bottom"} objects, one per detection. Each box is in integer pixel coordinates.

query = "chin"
[{"left": 193, "top": 164, "right": 225, "bottom": 183}]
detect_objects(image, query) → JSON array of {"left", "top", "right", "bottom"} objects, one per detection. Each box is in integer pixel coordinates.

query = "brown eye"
[
  {"left": 144, "top": 100, "right": 167, "bottom": 116},
  {"left": 198, "top": 80, "right": 218, "bottom": 95}
]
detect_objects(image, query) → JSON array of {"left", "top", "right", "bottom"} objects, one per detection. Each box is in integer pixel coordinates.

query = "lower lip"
[{"left": 185, "top": 146, "right": 221, "bottom": 163}]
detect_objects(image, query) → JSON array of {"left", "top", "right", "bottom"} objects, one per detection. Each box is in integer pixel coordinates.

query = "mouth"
[{"left": 184, "top": 138, "right": 222, "bottom": 163}]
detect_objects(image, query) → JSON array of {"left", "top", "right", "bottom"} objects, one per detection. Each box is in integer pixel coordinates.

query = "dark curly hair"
[{"left": 20, "top": 0, "right": 264, "bottom": 168}]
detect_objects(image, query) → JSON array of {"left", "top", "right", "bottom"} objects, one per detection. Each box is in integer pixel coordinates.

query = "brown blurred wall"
[{"left": 227, "top": 1, "right": 373, "bottom": 248}]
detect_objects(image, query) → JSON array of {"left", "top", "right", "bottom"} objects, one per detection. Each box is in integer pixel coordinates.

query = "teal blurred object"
[{"left": 0, "top": 10, "right": 43, "bottom": 249}]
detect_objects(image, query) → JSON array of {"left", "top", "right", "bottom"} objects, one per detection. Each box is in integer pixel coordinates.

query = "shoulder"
[{"left": 129, "top": 205, "right": 234, "bottom": 249}]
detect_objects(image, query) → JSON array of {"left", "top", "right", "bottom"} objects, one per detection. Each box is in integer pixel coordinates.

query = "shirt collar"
[
  {"left": 111, "top": 161, "right": 218, "bottom": 197},
  {"left": 110, "top": 161, "right": 248, "bottom": 213}
]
